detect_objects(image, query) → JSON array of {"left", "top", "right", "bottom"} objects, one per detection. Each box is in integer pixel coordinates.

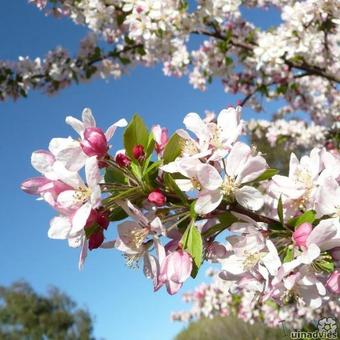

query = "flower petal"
[
  {"left": 71, "top": 203, "right": 91, "bottom": 235},
  {"left": 195, "top": 189, "right": 223, "bottom": 215},
  {"left": 48, "top": 216, "right": 72, "bottom": 239},
  {"left": 85, "top": 156, "right": 100, "bottom": 189},
  {"left": 31, "top": 150, "right": 57, "bottom": 179},
  {"left": 235, "top": 186, "right": 264, "bottom": 211},
  {"left": 197, "top": 164, "right": 223, "bottom": 190},
  {"left": 65, "top": 116, "right": 84, "bottom": 136},
  {"left": 183, "top": 112, "right": 209, "bottom": 142},
  {"left": 237, "top": 155, "right": 267, "bottom": 184},
  {"left": 105, "top": 118, "right": 128, "bottom": 141},
  {"left": 82, "top": 108, "right": 96, "bottom": 128},
  {"left": 225, "top": 142, "right": 250, "bottom": 178}
]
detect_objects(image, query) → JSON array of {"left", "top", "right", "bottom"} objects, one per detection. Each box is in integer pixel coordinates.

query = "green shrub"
[{"left": 175, "top": 316, "right": 285, "bottom": 340}]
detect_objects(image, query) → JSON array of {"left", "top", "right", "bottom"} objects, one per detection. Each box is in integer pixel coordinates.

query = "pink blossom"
[
  {"left": 152, "top": 125, "right": 168, "bottom": 155},
  {"left": 326, "top": 270, "right": 340, "bottom": 294},
  {"left": 115, "top": 152, "right": 131, "bottom": 167},
  {"left": 148, "top": 189, "right": 166, "bottom": 207},
  {"left": 160, "top": 250, "right": 192, "bottom": 294},
  {"left": 80, "top": 127, "right": 108, "bottom": 158},
  {"left": 132, "top": 144, "right": 145, "bottom": 161},
  {"left": 292, "top": 223, "right": 312, "bottom": 247}
]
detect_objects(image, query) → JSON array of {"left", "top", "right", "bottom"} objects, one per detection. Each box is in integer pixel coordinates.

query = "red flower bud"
[
  {"left": 132, "top": 144, "right": 145, "bottom": 161},
  {"left": 97, "top": 210, "right": 110, "bottom": 230},
  {"left": 148, "top": 189, "right": 166, "bottom": 207},
  {"left": 81, "top": 127, "right": 108, "bottom": 158},
  {"left": 88, "top": 229, "right": 104, "bottom": 250},
  {"left": 116, "top": 153, "right": 131, "bottom": 167},
  {"left": 85, "top": 209, "right": 98, "bottom": 228}
]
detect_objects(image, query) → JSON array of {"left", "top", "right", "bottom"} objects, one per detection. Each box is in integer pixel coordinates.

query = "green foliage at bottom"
[
  {"left": 175, "top": 316, "right": 286, "bottom": 340},
  {"left": 0, "top": 281, "right": 94, "bottom": 340}
]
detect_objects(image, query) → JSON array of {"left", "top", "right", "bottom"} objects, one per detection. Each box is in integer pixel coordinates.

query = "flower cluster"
[
  {"left": 22, "top": 106, "right": 340, "bottom": 307},
  {"left": 247, "top": 119, "right": 328, "bottom": 150},
  {"left": 171, "top": 269, "right": 340, "bottom": 328},
  {"left": 1, "top": 1, "right": 339, "bottom": 135}
]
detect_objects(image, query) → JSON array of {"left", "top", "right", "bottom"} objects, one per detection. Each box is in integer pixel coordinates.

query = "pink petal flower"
[
  {"left": 132, "top": 144, "right": 145, "bottom": 161},
  {"left": 81, "top": 127, "right": 108, "bottom": 158},
  {"left": 161, "top": 249, "right": 192, "bottom": 284},
  {"left": 152, "top": 125, "right": 168, "bottom": 154},
  {"left": 148, "top": 189, "right": 166, "bottom": 207},
  {"left": 292, "top": 222, "right": 312, "bottom": 247},
  {"left": 326, "top": 270, "right": 340, "bottom": 294}
]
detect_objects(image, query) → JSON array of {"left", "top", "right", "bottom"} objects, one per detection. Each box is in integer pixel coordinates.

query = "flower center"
[
  {"left": 123, "top": 253, "right": 142, "bottom": 268},
  {"left": 243, "top": 251, "right": 265, "bottom": 270},
  {"left": 294, "top": 168, "right": 313, "bottom": 189},
  {"left": 182, "top": 140, "right": 199, "bottom": 156},
  {"left": 73, "top": 187, "right": 91, "bottom": 203},
  {"left": 130, "top": 227, "right": 149, "bottom": 249},
  {"left": 221, "top": 176, "right": 237, "bottom": 197},
  {"left": 191, "top": 176, "right": 201, "bottom": 190},
  {"left": 209, "top": 124, "right": 223, "bottom": 149}
]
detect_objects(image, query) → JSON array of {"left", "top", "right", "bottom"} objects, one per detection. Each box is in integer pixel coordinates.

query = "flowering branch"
[{"left": 21, "top": 105, "right": 340, "bottom": 308}]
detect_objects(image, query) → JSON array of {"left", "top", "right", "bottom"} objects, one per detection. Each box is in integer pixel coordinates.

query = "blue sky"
[{"left": 0, "top": 2, "right": 281, "bottom": 339}]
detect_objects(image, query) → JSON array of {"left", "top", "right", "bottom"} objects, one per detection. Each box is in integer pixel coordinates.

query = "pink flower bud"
[
  {"left": 326, "top": 270, "right": 340, "bottom": 294},
  {"left": 115, "top": 153, "right": 131, "bottom": 167},
  {"left": 81, "top": 127, "right": 108, "bottom": 158},
  {"left": 88, "top": 229, "right": 104, "bottom": 250},
  {"left": 292, "top": 222, "right": 312, "bottom": 248},
  {"left": 148, "top": 189, "right": 166, "bottom": 207},
  {"left": 132, "top": 144, "right": 145, "bottom": 161},
  {"left": 21, "top": 177, "right": 51, "bottom": 195},
  {"left": 152, "top": 125, "right": 168, "bottom": 154},
  {"left": 161, "top": 250, "right": 192, "bottom": 284}
]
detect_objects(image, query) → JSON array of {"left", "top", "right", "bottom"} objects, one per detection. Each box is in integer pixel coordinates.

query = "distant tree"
[
  {"left": 0, "top": 281, "right": 94, "bottom": 340},
  {"left": 176, "top": 316, "right": 285, "bottom": 340}
]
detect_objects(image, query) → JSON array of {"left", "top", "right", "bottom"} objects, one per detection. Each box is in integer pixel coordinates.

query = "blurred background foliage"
[
  {"left": 175, "top": 316, "right": 285, "bottom": 340},
  {"left": 0, "top": 281, "right": 94, "bottom": 340}
]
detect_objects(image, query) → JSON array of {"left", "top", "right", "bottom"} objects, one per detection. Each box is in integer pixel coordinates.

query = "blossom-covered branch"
[
  {"left": 22, "top": 106, "right": 340, "bottom": 310},
  {"left": 1, "top": 0, "right": 339, "bottom": 130}
]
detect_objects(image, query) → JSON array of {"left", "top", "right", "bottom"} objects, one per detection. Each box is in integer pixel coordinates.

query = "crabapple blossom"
[
  {"left": 2, "top": 0, "right": 339, "bottom": 157},
  {"left": 195, "top": 142, "right": 267, "bottom": 214},
  {"left": 21, "top": 105, "right": 340, "bottom": 319}
]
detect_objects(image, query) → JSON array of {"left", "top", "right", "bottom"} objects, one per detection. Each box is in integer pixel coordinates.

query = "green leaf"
[
  {"left": 252, "top": 168, "right": 279, "bottom": 182},
  {"left": 289, "top": 210, "right": 316, "bottom": 229},
  {"left": 164, "top": 173, "right": 188, "bottom": 204},
  {"left": 283, "top": 246, "right": 294, "bottom": 263},
  {"left": 104, "top": 166, "right": 126, "bottom": 184},
  {"left": 225, "top": 56, "right": 233, "bottom": 66},
  {"left": 277, "top": 196, "right": 284, "bottom": 227},
  {"left": 162, "top": 133, "right": 183, "bottom": 164},
  {"left": 124, "top": 114, "right": 149, "bottom": 159},
  {"left": 218, "top": 212, "right": 238, "bottom": 227},
  {"left": 190, "top": 201, "right": 197, "bottom": 220},
  {"left": 181, "top": 222, "right": 203, "bottom": 278},
  {"left": 145, "top": 132, "right": 155, "bottom": 158},
  {"left": 143, "top": 160, "right": 161, "bottom": 177},
  {"left": 131, "top": 162, "right": 143, "bottom": 182},
  {"left": 108, "top": 206, "right": 128, "bottom": 221},
  {"left": 142, "top": 132, "right": 156, "bottom": 172},
  {"left": 313, "top": 255, "right": 335, "bottom": 273}
]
